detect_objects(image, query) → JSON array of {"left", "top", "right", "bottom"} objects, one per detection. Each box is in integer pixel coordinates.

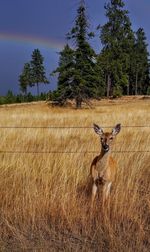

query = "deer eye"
[
  {"left": 109, "top": 137, "right": 113, "bottom": 140},
  {"left": 101, "top": 137, "right": 104, "bottom": 141}
]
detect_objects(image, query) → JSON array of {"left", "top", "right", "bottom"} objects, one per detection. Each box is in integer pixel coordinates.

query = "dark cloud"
[{"left": 0, "top": 0, "right": 149, "bottom": 95}]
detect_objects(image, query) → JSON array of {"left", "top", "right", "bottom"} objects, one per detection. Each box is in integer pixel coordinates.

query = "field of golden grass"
[{"left": 0, "top": 97, "right": 150, "bottom": 251}]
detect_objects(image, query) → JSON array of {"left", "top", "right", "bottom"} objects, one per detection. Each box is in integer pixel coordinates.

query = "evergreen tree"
[
  {"left": 67, "top": 0, "right": 104, "bottom": 107},
  {"left": 51, "top": 44, "right": 75, "bottom": 103},
  {"left": 133, "top": 28, "right": 150, "bottom": 95},
  {"left": 19, "top": 63, "right": 32, "bottom": 95},
  {"left": 30, "top": 49, "right": 49, "bottom": 96},
  {"left": 5, "top": 90, "right": 16, "bottom": 104},
  {"left": 52, "top": 0, "right": 104, "bottom": 108},
  {"left": 99, "top": 0, "right": 135, "bottom": 97}
]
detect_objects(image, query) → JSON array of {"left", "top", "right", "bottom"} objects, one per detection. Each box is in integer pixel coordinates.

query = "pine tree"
[
  {"left": 99, "top": 0, "right": 135, "bottom": 97},
  {"left": 30, "top": 49, "right": 49, "bottom": 96},
  {"left": 51, "top": 44, "right": 75, "bottom": 104},
  {"left": 133, "top": 28, "right": 150, "bottom": 95},
  {"left": 52, "top": 0, "right": 104, "bottom": 108},
  {"left": 19, "top": 63, "right": 32, "bottom": 95},
  {"left": 67, "top": 0, "right": 103, "bottom": 107}
]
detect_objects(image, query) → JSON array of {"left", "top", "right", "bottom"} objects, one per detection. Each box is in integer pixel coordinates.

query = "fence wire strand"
[
  {"left": 0, "top": 150, "right": 149, "bottom": 154},
  {"left": 0, "top": 125, "right": 150, "bottom": 129}
]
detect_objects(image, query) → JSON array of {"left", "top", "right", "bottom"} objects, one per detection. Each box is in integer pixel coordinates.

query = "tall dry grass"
[{"left": 0, "top": 98, "right": 150, "bottom": 251}]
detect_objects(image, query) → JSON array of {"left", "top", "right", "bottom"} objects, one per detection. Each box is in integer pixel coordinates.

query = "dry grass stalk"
[{"left": 0, "top": 97, "right": 150, "bottom": 251}]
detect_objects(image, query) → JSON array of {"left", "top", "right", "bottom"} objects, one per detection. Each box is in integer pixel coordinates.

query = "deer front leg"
[
  {"left": 91, "top": 166, "right": 98, "bottom": 205},
  {"left": 91, "top": 182, "right": 97, "bottom": 209},
  {"left": 102, "top": 181, "right": 112, "bottom": 207}
]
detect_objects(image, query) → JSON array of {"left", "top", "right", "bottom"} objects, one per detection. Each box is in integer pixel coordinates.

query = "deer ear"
[
  {"left": 112, "top": 123, "right": 121, "bottom": 136},
  {"left": 93, "top": 124, "right": 104, "bottom": 135}
]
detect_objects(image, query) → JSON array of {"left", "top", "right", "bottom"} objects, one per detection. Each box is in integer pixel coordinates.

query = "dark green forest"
[
  {"left": 1, "top": 0, "right": 150, "bottom": 107},
  {"left": 52, "top": 0, "right": 150, "bottom": 108}
]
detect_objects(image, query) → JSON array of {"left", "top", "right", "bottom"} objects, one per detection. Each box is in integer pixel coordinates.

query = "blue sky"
[{"left": 0, "top": 0, "right": 150, "bottom": 95}]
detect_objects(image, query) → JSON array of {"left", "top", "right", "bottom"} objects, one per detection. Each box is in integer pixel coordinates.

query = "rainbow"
[{"left": 0, "top": 32, "right": 65, "bottom": 51}]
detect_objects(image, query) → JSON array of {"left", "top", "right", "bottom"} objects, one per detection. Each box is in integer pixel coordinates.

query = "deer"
[{"left": 90, "top": 123, "right": 121, "bottom": 207}]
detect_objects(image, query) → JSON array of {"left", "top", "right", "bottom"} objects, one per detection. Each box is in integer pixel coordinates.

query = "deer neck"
[
  {"left": 101, "top": 147, "right": 111, "bottom": 157},
  {"left": 98, "top": 148, "right": 111, "bottom": 167},
  {"left": 93, "top": 147, "right": 112, "bottom": 176}
]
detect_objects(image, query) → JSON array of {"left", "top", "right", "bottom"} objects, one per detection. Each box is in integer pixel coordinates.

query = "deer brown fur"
[{"left": 90, "top": 123, "right": 121, "bottom": 207}]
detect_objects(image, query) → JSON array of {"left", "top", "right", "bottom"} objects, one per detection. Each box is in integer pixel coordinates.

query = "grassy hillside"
[{"left": 0, "top": 97, "right": 150, "bottom": 251}]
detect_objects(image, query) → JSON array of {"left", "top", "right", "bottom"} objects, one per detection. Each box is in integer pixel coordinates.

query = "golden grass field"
[{"left": 0, "top": 97, "right": 150, "bottom": 251}]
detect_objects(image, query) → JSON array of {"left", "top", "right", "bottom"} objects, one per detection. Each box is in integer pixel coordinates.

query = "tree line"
[
  {"left": 18, "top": 0, "right": 150, "bottom": 108},
  {"left": 0, "top": 90, "right": 47, "bottom": 105}
]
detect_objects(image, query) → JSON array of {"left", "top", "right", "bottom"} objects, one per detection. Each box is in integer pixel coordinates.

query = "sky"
[{"left": 0, "top": 0, "right": 150, "bottom": 95}]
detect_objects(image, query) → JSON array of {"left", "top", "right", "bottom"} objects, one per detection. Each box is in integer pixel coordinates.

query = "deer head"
[{"left": 93, "top": 123, "right": 121, "bottom": 153}]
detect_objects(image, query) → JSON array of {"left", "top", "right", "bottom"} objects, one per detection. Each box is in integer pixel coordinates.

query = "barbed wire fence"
[
  {"left": 0, "top": 125, "right": 150, "bottom": 154},
  {"left": 0, "top": 125, "right": 150, "bottom": 129}
]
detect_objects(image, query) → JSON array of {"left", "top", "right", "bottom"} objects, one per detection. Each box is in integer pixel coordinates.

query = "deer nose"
[{"left": 103, "top": 144, "right": 109, "bottom": 152}]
